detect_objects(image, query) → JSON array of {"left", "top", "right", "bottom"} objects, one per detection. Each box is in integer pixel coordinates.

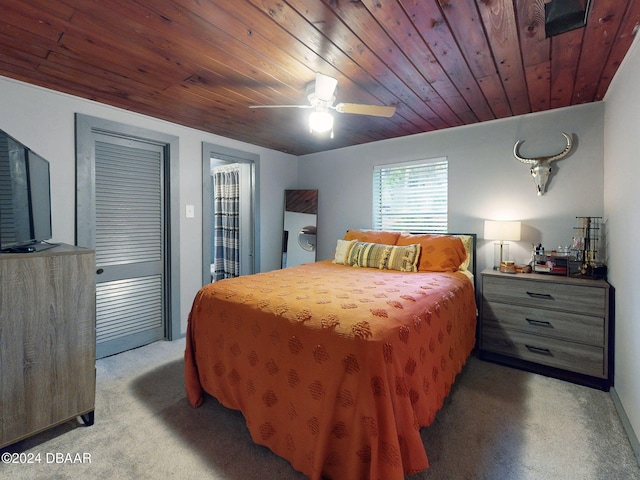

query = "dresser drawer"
[
  {"left": 483, "top": 276, "right": 605, "bottom": 315},
  {"left": 482, "top": 326, "right": 605, "bottom": 378},
  {"left": 482, "top": 301, "right": 604, "bottom": 346}
]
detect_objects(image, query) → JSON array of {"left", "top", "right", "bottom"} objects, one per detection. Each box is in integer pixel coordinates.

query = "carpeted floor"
[{"left": 1, "top": 338, "right": 638, "bottom": 479}]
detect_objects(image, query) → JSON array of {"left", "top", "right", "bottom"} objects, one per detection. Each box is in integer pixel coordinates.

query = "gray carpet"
[{"left": 1, "top": 338, "right": 638, "bottom": 479}]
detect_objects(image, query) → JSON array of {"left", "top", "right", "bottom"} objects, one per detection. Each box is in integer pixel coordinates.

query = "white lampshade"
[
  {"left": 309, "top": 110, "right": 334, "bottom": 133},
  {"left": 484, "top": 220, "right": 521, "bottom": 241}
]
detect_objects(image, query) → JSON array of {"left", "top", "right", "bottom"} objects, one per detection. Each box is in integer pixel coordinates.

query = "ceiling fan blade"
[
  {"left": 335, "top": 103, "right": 396, "bottom": 118},
  {"left": 315, "top": 73, "right": 338, "bottom": 102},
  {"left": 249, "top": 104, "right": 311, "bottom": 109}
]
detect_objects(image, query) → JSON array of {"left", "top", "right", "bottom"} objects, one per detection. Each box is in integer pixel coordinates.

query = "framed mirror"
[{"left": 282, "top": 189, "right": 318, "bottom": 268}]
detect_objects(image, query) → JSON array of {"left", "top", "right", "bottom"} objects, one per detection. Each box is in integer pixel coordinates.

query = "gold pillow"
[{"left": 456, "top": 235, "right": 473, "bottom": 271}]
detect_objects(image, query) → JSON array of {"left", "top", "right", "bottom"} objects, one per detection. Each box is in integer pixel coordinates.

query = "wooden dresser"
[
  {"left": 0, "top": 244, "right": 96, "bottom": 448},
  {"left": 479, "top": 268, "right": 612, "bottom": 390}
]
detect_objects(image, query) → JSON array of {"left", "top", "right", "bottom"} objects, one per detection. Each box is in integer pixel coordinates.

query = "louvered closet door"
[{"left": 94, "top": 137, "right": 165, "bottom": 359}]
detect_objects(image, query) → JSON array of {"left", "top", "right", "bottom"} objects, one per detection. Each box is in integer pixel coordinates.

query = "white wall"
[
  {"left": 603, "top": 35, "right": 640, "bottom": 456},
  {"left": 0, "top": 76, "right": 298, "bottom": 334},
  {"left": 298, "top": 102, "right": 604, "bottom": 275}
]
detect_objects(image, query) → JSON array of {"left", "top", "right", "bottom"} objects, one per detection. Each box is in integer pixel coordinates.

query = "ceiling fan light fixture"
[{"left": 309, "top": 110, "right": 334, "bottom": 134}]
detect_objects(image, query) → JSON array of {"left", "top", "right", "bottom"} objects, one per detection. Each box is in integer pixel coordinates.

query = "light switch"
[{"left": 186, "top": 204, "right": 195, "bottom": 218}]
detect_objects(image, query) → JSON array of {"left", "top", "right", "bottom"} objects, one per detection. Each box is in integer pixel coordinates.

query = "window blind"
[{"left": 373, "top": 158, "right": 448, "bottom": 232}]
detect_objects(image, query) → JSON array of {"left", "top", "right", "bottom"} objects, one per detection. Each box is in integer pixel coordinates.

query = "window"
[{"left": 373, "top": 158, "right": 448, "bottom": 232}]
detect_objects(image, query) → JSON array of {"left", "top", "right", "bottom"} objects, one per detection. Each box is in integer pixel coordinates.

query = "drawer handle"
[
  {"left": 526, "top": 291, "right": 554, "bottom": 300},
  {"left": 526, "top": 318, "right": 553, "bottom": 328},
  {"left": 525, "top": 344, "right": 553, "bottom": 356}
]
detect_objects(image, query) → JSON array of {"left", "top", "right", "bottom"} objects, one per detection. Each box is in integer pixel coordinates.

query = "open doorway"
[{"left": 201, "top": 143, "right": 259, "bottom": 285}]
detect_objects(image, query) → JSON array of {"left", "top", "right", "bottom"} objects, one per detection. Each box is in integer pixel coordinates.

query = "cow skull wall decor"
[{"left": 513, "top": 132, "right": 573, "bottom": 196}]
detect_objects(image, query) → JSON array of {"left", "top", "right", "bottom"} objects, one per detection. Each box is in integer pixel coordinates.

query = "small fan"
[{"left": 249, "top": 73, "right": 396, "bottom": 137}]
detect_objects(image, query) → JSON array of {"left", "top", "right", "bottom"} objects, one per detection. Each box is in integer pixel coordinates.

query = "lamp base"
[{"left": 493, "top": 242, "right": 509, "bottom": 270}]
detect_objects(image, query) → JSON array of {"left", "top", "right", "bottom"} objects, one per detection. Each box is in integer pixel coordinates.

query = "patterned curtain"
[{"left": 213, "top": 165, "right": 240, "bottom": 280}]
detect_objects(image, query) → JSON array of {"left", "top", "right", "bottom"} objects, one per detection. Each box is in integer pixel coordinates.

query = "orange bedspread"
[{"left": 185, "top": 260, "right": 476, "bottom": 479}]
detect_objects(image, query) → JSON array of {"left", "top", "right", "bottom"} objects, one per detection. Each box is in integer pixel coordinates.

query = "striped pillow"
[
  {"left": 348, "top": 242, "right": 390, "bottom": 269},
  {"left": 386, "top": 244, "right": 421, "bottom": 272}
]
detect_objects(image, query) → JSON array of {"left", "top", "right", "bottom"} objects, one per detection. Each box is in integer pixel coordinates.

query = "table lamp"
[{"left": 484, "top": 220, "right": 521, "bottom": 270}]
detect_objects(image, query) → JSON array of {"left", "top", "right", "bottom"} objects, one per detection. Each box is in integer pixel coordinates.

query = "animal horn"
[
  {"left": 513, "top": 132, "right": 573, "bottom": 164},
  {"left": 513, "top": 140, "right": 536, "bottom": 164}
]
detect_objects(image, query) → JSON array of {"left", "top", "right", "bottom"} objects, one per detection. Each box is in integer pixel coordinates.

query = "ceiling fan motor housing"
[{"left": 306, "top": 81, "right": 336, "bottom": 109}]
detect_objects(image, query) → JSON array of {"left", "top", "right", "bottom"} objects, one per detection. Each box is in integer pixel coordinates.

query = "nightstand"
[{"left": 479, "top": 268, "right": 612, "bottom": 390}]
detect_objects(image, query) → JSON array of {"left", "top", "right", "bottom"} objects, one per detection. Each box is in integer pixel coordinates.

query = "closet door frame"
[{"left": 75, "top": 114, "right": 181, "bottom": 346}]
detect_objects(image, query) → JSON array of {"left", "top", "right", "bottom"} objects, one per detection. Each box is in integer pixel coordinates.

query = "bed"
[{"left": 185, "top": 231, "right": 477, "bottom": 479}]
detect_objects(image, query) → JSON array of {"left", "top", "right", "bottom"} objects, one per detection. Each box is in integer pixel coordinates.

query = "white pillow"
[{"left": 333, "top": 239, "right": 357, "bottom": 265}]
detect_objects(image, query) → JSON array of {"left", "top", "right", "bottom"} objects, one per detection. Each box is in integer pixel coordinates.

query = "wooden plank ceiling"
[{"left": 1, "top": 0, "right": 639, "bottom": 155}]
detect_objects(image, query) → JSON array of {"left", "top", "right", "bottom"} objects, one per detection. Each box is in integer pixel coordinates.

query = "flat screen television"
[{"left": 0, "top": 129, "right": 53, "bottom": 253}]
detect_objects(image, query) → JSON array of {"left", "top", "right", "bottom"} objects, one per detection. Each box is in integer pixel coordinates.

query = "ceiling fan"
[{"left": 249, "top": 73, "right": 396, "bottom": 137}]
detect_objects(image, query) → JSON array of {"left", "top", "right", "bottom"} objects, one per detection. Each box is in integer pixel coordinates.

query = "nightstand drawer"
[
  {"left": 482, "top": 301, "right": 604, "bottom": 346},
  {"left": 482, "top": 326, "right": 605, "bottom": 378},
  {"left": 483, "top": 276, "right": 605, "bottom": 315}
]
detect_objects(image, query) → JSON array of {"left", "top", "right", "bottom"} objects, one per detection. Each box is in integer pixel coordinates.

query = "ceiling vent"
[{"left": 545, "top": 0, "right": 591, "bottom": 37}]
